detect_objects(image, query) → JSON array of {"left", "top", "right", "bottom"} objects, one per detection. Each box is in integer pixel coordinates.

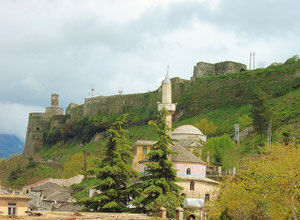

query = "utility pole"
[
  {"left": 83, "top": 150, "right": 87, "bottom": 178},
  {"left": 234, "top": 123, "right": 240, "bottom": 145},
  {"left": 267, "top": 121, "right": 272, "bottom": 149}
]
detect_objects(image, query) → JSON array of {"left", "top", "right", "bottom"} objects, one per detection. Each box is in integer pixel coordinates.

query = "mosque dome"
[{"left": 173, "top": 125, "right": 204, "bottom": 136}]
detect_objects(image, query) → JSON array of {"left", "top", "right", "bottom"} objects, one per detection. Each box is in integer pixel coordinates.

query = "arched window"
[
  {"left": 189, "top": 214, "right": 196, "bottom": 219},
  {"left": 142, "top": 146, "right": 147, "bottom": 155},
  {"left": 205, "top": 193, "right": 210, "bottom": 202},
  {"left": 190, "top": 181, "right": 195, "bottom": 191},
  {"left": 181, "top": 193, "right": 186, "bottom": 197},
  {"left": 186, "top": 168, "right": 191, "bottom": 175}
]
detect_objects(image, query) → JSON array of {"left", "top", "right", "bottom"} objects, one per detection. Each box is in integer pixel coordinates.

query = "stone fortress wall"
[
  {"left": 192, "top": 61, "right": 247, "bottom": 79},
  {"left": 23, "top": 60, "right": 248, "bottom": 156},
  {"left": 23, "top": 94, "right": 64, "bottom": 156}
]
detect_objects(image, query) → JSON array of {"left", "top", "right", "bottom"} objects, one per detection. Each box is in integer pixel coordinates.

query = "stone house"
[
  {"left": 0, "top": 194, "right": 31, "bottom": 216},
  {"left": 22, "top": 175, "right": 84, "bottom": 195},
  {"left": 132, "top": 140, "right": 157, "bottom": 171},
  {"left": 29, "top": 181, "right": 75, "bottom": 211}
]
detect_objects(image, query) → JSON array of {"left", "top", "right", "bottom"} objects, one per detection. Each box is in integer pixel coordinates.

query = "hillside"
[
  {"left": 0, "top": 134, "right": 24, "bottom": 159},
  {"left": 1, "top": 56, "right": 300, "bottom": 188}
]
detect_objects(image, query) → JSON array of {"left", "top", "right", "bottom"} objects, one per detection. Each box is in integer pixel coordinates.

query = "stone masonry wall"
[
  {"left": 23, "top": 113, "right": 52, "bottom": 156},
  {"left": 192, "top": 61, "right": 247, "bottom": 79}
]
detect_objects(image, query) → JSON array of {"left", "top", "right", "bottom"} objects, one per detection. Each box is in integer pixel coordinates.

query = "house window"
[
  {"left": 205, "top": 194, "right": 210, "bottom": 202},
  {"left": 181, "top": 193, "right": 186, "bottom": 197},
  {"left": 142, "top": 146, "right": 147, "bottom": 155},
  {"left": 190, "top": 181, "right": 195, "bottom": 191},
  {"left": 186, "top": 168, "right": 191, "bottom": 175},
  {"left": 8, "top": 203, "right": 17, "bottom": 215}
]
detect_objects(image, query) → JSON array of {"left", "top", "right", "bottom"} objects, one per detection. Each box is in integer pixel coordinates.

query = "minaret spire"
[{"left": 163, "top": 65, "right": 170, "bottom": 83}]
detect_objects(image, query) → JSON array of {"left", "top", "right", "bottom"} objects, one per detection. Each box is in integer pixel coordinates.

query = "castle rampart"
[
  {"left": 24, "top": 60, "right": 259, "bottom": 156},
  {"left": 192, "top": 61, "right": 247, "bottom": 79}
]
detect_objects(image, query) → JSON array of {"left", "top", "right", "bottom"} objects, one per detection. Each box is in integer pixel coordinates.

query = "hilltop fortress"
[{"left": 26, "top": 59, "right": 299, "bottom": 156}]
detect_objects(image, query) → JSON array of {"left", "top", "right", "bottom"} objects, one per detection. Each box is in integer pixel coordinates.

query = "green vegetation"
[
  {"left": 63, "top": 152, "right": 97, "bottom": 178},
  {"left": 0, "top": 155, "right": 60, "bottom": 189},
  {"left": 250, "top": 89, "right": 271, "bottom": 137},
  {"left": 194, "top": 118, "right": 217, "bottom": 136},
  {"left": 80, "top": 115, "right": 139, "bottom": 212},
  {"left": 208, "top": 143, "right": 300, "bottom": 219},
  {"left": 202, "top": 135, "right": 239, "bottom": 169},
  {"left": 134, "top": 109, "right": 183, "bottom": 218},
  {"left": 71, "top": 178, "right": 100, "bottom": 201}
]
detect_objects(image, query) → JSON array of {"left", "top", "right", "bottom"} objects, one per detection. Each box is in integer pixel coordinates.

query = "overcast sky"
[{"left": 0, "top": 0, "right": 299, "bottom": 140}]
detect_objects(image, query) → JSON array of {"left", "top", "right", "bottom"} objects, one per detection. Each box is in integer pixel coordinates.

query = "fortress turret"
[
  {"left": 158, "top": 71, "right": 176, "bottom": 132},
  {"left": 46, "top": 94, "right": 64, "bottom": 115},
  {"left": 51, "top": 94, "right": 59, "bottom": 106},
  {"left": 23, "top": 94, "right": 64, "bottom": 156}
]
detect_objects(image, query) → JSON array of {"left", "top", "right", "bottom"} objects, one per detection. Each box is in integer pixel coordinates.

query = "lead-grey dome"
[{"left": 172, "top": 125, "right": 204, "bottom": 136}]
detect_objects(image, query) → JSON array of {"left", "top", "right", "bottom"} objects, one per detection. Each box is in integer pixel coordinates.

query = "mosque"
[{"left": 132, "top": 73, "right": 219, "bottom": 201}]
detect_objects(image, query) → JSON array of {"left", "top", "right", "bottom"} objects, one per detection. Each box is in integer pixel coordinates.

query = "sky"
[{"left": 0, "top": 0, "right": 299, "bottom": 140}]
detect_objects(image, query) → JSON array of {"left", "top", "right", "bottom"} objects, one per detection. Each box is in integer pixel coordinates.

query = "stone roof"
[
  {"left": 132, "top": 140, "right": 157, "bottom": 146},
  {"left": 172, "top": 125, "right": 204, "bottom": 136},
  {"left": 0, "top": 194, "right": 31, "bottom": 200},
  {"left": 139, "top": 143, "right": 206, "bottom": 165},
  {"left": 171, "top": 143, "right": 206, "bottom": 165},
  {"left": 44, "top": 191, "right": 73, "bottom": 203},
  {"left": 31, "top": 182, "right": 72, "bottom": 203},
  {"left": 175, "top": 139, "right": 204, "bottom": 148},
  {"left": 23, "top": 178, "right": 51, "bottom": 189}
]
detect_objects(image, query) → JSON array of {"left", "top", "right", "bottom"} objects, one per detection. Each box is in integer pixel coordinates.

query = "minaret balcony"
[{"left": 158, "top": 103, "right": 176, "bottom": 112}]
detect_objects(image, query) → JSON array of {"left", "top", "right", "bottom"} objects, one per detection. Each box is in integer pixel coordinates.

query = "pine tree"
[
  {"left": 134, "top": 108, "right": 183, "bottom": 217},
  {"left": 80, "top": 114, "right": 139, "bottom": 212},
  {"left": 250, "top": 89, "right": 270, "bottom": 137}
]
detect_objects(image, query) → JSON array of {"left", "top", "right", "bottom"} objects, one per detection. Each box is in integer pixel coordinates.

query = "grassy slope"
[{"left": 128, "top": 88, "right": 300, "bottom": 147}]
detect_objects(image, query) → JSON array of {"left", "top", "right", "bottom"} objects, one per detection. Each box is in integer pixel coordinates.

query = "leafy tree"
[
  {"left": 134, "top": 108, "right": 183, "bottom": 217},
  {"left": 79, "top": 114, "right": 139, "bottom": 212},
  {"left": 194, "top": 118, "right": 217, "bottom": 136},
  {"left": 62, "top": 152, "right": 97, "bottom": 178},
  {"left": 26, "top": 156, "right": 38, "bottom": 169},
  {"left": 8, "top": 165, "right": 24, "bottom": 188},
  {"left": 237, "top": 114, "right": 253, "bottom": 131},
  {"left": 202, "top": 134, "right": 239, "bottom": 169},
  {"left": 250, "top": 89, "right": 271, "bottom": 137},
  {"left": 208, "top": 143, "right": 300, "bottom": 219}
]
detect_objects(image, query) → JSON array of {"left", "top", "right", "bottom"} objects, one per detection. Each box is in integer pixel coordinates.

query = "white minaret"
[
  {"left": 158, "top": 66, "right": 176, "bottom": 133},
  {"left": 252, "top": 52, "right": 255, "bottom": 70},
  {"left": 249, "top": 52, "right": 253, "bottom": 70}
]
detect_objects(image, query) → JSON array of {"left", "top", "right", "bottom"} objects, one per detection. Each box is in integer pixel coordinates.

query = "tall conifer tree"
[
  {"left": 80, "top": 114, "right": 138, "bottom": 212},
  {"left": 250, "top": 89, "right": 271, "bottom": 137},
  {"left": 135, "top": 108, "right": 182, "bottom": 216}
]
